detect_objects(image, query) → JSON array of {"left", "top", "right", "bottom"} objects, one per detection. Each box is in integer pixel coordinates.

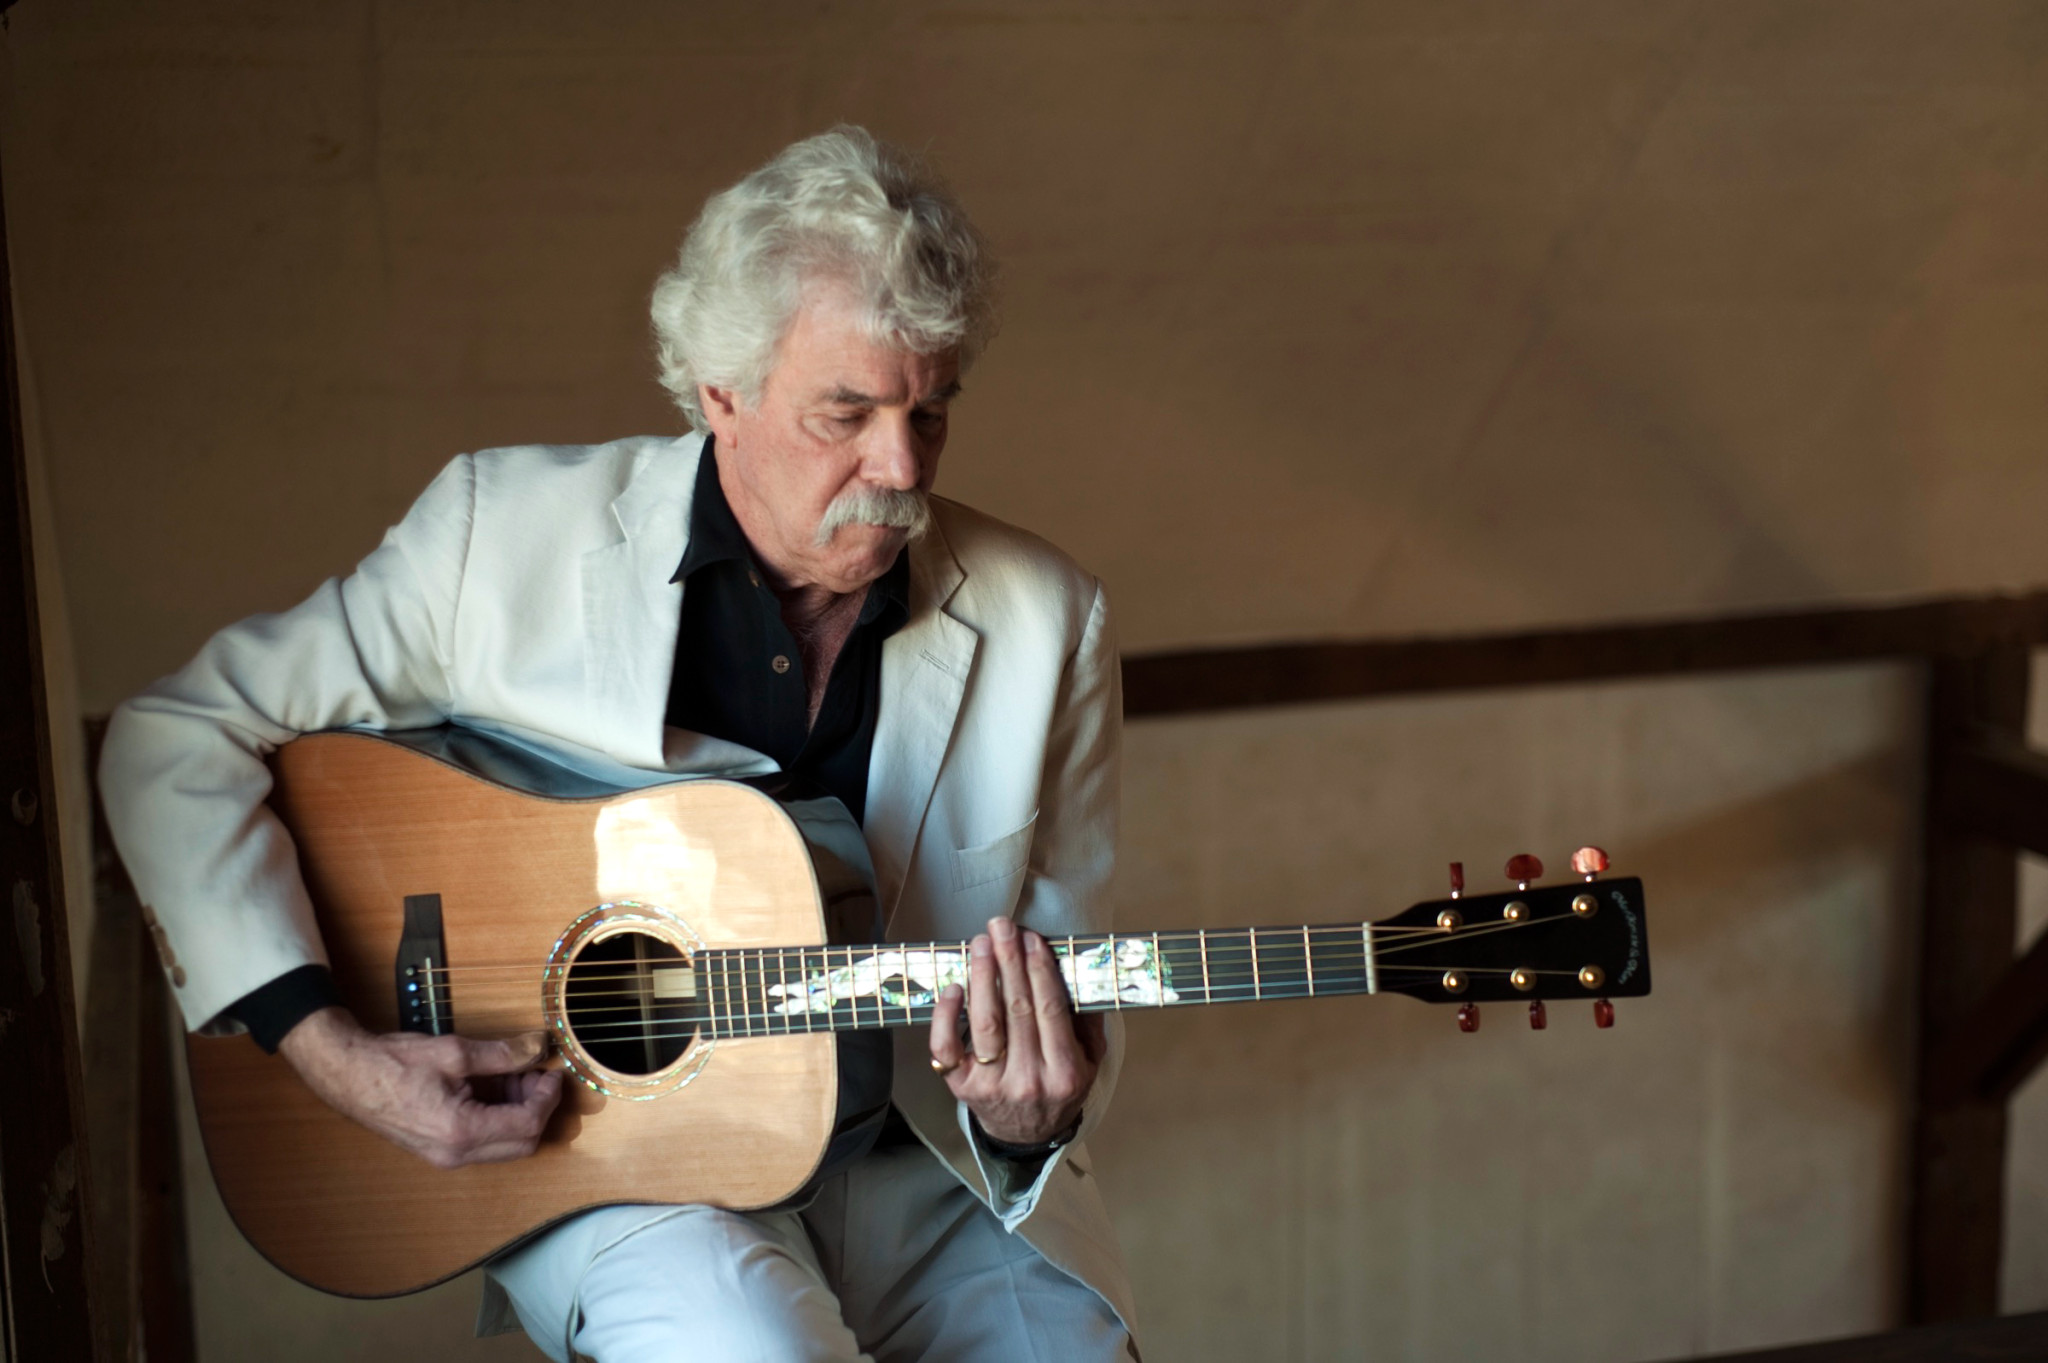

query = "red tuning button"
[
  {"left": 1594, "top": 998, "right": 1615, "bottom": 1029},
  {"left": 1528, "top": 1001, "right": 1547, "bottom": 1030},
  {"left": 1572, "top": 846, "right": 1611, "bottom": 879},
  {"left": 1505, "top": 854, "right": 1543, "bottom": 887},
  {"left": 1456, "top": 1003, "right": 1481, "bottom": 1033}
]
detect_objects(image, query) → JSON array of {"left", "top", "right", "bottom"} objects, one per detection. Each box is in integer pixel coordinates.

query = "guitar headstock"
[{"left": 1369, "top": 851, "right": 1650, "bottom": 1022}]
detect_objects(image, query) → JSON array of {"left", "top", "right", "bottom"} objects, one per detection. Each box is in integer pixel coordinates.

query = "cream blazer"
[{"left": 99, "top": 432, "right": 1133, "bottom": 1328}]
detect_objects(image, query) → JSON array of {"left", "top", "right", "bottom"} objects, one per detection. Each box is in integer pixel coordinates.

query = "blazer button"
[{"left": 771, "top": 655, "right": 791, "bottom": 674}]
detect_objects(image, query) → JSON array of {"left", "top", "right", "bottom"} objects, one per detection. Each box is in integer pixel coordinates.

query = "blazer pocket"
[{"left": 950, "top": 812, "right": 1039, "bottom": 892}]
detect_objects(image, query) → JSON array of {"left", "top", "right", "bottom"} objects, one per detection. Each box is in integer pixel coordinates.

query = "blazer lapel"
[
  {"left": 868, "top": 517, "right": 977, "bottom": 929},
  {"left": 578, "top": 434, "right": 702, "bottom": 769}
]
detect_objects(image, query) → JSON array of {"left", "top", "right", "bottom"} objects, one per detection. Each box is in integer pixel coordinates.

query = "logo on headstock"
[{"left": 1612, "top": 887, "right": 1642, "bottom": 985}]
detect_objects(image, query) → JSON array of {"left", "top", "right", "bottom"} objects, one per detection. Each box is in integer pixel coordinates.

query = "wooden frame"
[
  {"left": 0, "top": 69, "right": 99, "bottom": 1361},
  {"left": 1124, "top": 594, "right": 2048, "bottom": 1325}
]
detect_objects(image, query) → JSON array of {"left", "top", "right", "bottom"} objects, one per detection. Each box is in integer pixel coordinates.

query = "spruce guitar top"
[{"left": 185, "top": 727, "right": 1652, "bottom": 1296}]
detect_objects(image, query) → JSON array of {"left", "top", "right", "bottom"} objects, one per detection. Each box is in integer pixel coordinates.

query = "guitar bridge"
[{"left": 396, "top": 893, "right": 450, "bottom": 1035}]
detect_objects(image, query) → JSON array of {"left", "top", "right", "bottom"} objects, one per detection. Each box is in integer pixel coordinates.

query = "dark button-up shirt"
[{"left": 665, "top": 442, "right": 908, "bottom": 821}]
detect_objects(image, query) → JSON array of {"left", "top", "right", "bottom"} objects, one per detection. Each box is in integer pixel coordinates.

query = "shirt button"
[
  {"left": 771, "top": 655, "right": 791, "bottom": 674},
  {"left": 748, "top": 571, "right": 761, "bottom": 588}
]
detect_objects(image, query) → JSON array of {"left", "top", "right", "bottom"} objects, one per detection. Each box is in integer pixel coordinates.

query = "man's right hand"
[{"left": 277, "top": 1006, "right": 564, "bottom": 1169}]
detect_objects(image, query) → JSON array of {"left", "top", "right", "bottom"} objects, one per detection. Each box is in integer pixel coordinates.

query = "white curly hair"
[{"left": 650, "top": 126, "right": 998, "bottom": 431}]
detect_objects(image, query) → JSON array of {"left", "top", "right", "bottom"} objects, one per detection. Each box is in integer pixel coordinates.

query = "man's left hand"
[{"left": 928, "top": 917, "right": 1106, "bottom": 1145}]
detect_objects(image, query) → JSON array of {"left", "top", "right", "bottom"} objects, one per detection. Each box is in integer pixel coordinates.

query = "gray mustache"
[{"left": 813, "top": 486, "right": 932, "bottom": 546}]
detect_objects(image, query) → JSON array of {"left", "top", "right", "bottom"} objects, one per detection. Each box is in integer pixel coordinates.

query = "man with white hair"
[{"left": 101, "top": 127, "right": 1136, "bottom": 1359}]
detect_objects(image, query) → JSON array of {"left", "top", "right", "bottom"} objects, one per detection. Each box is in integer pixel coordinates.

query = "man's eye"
[{"left": 913, "top": 407, "right": 947, "bottom": 426}]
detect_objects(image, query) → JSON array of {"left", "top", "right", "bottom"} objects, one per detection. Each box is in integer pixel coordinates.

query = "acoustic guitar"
[{"left": 185, "top": 727, "right": 1652, "bottom": 1296}]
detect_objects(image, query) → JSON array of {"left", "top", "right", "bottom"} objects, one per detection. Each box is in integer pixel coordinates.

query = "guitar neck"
[{"left": 690, "top": 925, "right": 1378, "bottom": 1039}]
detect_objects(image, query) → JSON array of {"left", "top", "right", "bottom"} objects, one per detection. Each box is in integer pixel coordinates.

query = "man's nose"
[{"left": 863, "top": 413, "right": 923, "bottom": 490}]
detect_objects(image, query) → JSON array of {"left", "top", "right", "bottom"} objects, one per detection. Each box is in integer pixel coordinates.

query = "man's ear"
[{"left": 700, "top": 383, "right": 741, "bottom": 428}]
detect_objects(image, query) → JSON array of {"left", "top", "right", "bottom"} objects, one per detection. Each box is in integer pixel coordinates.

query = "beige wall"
[{"left": 5, "top": 1, "right": 2046, "bottom": 1359}]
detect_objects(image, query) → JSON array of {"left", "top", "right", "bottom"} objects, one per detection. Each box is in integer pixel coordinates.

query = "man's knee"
[{"left": 566, "top": 1207, "right": 859, "bottom": 1363}]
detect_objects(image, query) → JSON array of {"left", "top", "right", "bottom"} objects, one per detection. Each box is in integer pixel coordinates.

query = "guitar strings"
[
  {"left": 403, "top": 912, "right": 1530, "bottom": 982},
  {"left": 523, "top": 960, "right": 1597, "bottom": 1038},
  {"left": 409, "top": 913, "right": 1582, "bottom": 1018},
  {"left": 452, "top": 957, "right": 1606, "bottom": 1046},
  {"left": 423, "top": 911, "right": 1599, "bottom": 1040},
  {"left": 409, "top": 907, "right": 1577, "bottom": 987}
]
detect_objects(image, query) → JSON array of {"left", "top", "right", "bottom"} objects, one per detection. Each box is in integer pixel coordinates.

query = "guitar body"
[{"left": 187, "top": 730, "right": 839, "bottom": 1296}]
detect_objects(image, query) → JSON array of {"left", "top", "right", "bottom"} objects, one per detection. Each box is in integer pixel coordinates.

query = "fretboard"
[{"left": 689, "top": 925, "right": 1379, "bottom": 1040}]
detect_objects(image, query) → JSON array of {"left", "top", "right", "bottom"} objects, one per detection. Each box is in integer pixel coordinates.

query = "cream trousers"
[{"left": 484, "top": 1141, "right": 1136, "bottom": 1362}]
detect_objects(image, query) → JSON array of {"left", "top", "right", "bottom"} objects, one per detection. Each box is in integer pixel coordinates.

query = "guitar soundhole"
[{"left": 563, "top": 930, "right": 701, "bottom": 1077}]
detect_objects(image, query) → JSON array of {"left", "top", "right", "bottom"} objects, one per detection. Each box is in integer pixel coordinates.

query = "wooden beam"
[
  {"left": 1921, "top": 727, "right": 2048, "bottom": 1108},
  {"left": 1685, "top": 1308, "right": 2048, "bottom": 1361},
  {"left": 1934, "top": 730, "right": 2048, "bottom": 860},
  {"left": 1906, "top": 649, "right": 2031, "bottom": 1324},
  {"left": 1122, "top": 592, "right": 2048, "bottom": 717},
  {"left": 0, "top": 114, "right": 99, "bottom": 1361},
  {"left": 1927, "top": 924, "right": 2048, "bottom": 1108},
  {"left": 82, "top": 718, "right": 195, "bottom": 1363}
]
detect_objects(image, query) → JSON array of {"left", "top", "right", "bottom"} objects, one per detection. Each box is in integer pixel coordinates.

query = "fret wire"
[
  {"left": 709, "top": 951, "right": 722, "bottom": 1040},
  {"left": 1109, "top": 932, "right": 1122, "bottom": 1010},
  {"left": 1303, "top": 924, "right": 1315, "bottom": 996},
  {"left": 742, "top": 949, "right": 755, "bottom": 1037},
  {"left": 860, "top": 945, "right": 875, "bottom": 1033},
  {"left": 755, "top": 948, "right": 767, "bottom": 1036},
  {"left": 739, "top": 949, "right": 750, "bottom": 1038},
  {"left": 901, "top": 944, "right": 914, "bottom": 1028},
  {"left": 753, "top": 950, "right": 767, "bottom": 1036},
  {"left": 1198, "top": 929, "right": 1211, "bottom": 1004},
  {"left": 1250, "top": 928, "right": 1262, "bottom": 999},
  {"left": 821, "top": 947, "right": 837, "bottom": 1031},
  {"left": 777, "top": 946, "right": 790, "bottom": 1036},
  {"left": 872, "top": 943, "right": 885, "bottom": 1032},
  {"left": 728, "top": 949, "right": 740, "bottom": 1039},
  {"left": 729, "top": 949, "right": 745, "bottom": 1035}
]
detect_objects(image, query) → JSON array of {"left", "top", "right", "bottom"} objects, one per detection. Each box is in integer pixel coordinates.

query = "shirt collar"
[
  {"left": 671, "top": 437, "right": 756, "bottom": 583},
  {"left": 672, "top": 437, "right": 912, "bottom": 631}
]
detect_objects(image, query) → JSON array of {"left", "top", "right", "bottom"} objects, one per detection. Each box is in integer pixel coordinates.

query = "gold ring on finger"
[
  {"left": 974, "top": 1047, "right": 1006, "bottom": 1065},
  {"left": 930, "top": 1054, "right": 960, "bottom": 1076}
]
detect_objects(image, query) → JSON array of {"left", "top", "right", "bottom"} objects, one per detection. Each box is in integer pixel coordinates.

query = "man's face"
[{"left": 701, "top": 283, "right": 960, "bottom": 595}]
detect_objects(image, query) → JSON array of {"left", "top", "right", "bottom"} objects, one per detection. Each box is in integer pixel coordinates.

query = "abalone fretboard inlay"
[{"left": 766, "top": 937, "right": 1180, "bottom": 1016}]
